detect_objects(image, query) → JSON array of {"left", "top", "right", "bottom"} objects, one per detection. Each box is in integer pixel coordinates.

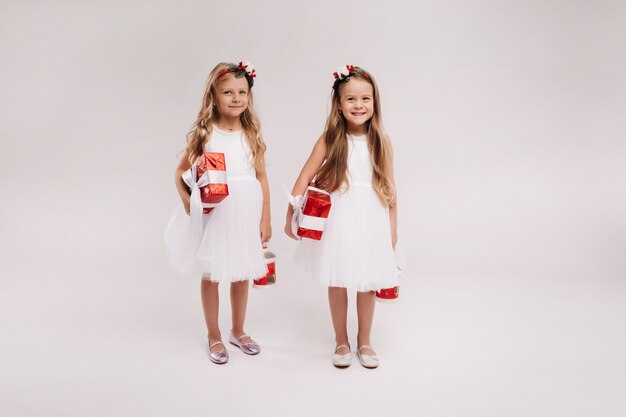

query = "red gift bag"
[
  {"left": 375, "top": 286, "right": 399, "bottom": 303},
  {"left": 253, "top": 247, "right": 276, "bottom": 289}
]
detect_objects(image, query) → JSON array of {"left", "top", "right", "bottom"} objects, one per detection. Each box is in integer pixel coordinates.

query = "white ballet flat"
[
  {"left": 332, "top": 344, "right": 352, "bottom": 368},
  {"left": 357, "top": 345, "right": 379, "bottom": 369}
]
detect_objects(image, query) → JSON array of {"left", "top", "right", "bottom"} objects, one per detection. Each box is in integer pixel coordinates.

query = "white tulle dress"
[
  {"left": 164, "top": 126, "right": 266, "bottom": 282},
  {"left": 294, "top": 135, "right": 401, "bottom": 292}
]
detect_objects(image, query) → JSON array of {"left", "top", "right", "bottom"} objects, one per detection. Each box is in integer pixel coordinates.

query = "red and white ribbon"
[
  {"left": 182, "top": 164, "right": 210, "bottom": 237},
  {"left": 284, "top": 185, "right": 331, "bottom": 239}
]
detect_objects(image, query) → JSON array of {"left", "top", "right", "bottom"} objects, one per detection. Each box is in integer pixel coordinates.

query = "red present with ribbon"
[
  {"left": 376, "top": 286, "right": 399, "bottom": 302},
  {"left": 184, "top": 152, "right": 229, "bottom": 214},
  {"left": 297, "top": 187, "right": 331, "bottom": 240}
]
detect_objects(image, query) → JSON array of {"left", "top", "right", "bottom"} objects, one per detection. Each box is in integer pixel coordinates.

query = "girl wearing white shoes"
[
  {"left": 285, "top": 65, "right": 400, "bottom": 368},
  {"left": 165, "top": 61, "right": 271, "bottom": 364}
]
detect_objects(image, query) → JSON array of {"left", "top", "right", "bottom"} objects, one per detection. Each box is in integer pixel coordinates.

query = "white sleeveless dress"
[
  {"left": 294, "top": 135, "right": 400, "bottom": 292},
  {"left": 164, "top": 126, "right": 267, "bottom": 282}
]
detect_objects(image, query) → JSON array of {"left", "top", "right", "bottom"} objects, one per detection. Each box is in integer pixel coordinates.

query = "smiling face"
[
  {"left": 214, "top": 74, "right": 250, "bottom": 120},
  {"left": 337, "top": 77, "right": 374, "bottom": 134}
]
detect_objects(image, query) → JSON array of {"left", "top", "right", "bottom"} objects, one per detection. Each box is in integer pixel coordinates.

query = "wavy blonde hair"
[
  {"left": 315, "top": 67, "right": 395, "bottom": 206},
  {"left": 185, "top": 62, "right": 266, "bottom": 173}
]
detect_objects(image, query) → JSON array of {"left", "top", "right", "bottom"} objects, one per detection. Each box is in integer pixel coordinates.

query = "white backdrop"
[{"left": 1, "top": 1, "right": 625, "bottom": 416}]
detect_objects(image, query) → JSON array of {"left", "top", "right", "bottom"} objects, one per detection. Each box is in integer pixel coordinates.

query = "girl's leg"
[
  {"left": 230, "top": 280, "right": 254, "bottom": 343},
  {"left": 356, "top": 290, "right": 376, "bottom": 355},
  {"left": 328, "top": 287, "right": 350, "bottom": 354},
  {"left": 201, "top": 279, "right": 222, "bottom": 352}
]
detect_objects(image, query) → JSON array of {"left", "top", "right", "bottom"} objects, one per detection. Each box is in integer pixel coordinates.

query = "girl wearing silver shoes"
[
  {"left": 165, "top": 61, "right": 270, "bottom": 364},
  {"left": 285, "top": 66, "right": 400, "bottom": 368}
]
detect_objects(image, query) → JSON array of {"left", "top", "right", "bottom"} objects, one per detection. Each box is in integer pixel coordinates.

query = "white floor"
[{"left": 2, "top": 255, "right": 624, "bottom": 417}]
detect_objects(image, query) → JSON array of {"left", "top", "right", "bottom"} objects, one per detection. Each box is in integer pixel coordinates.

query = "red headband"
[{"left": 216, "top": 61, "right": 256, "bottom": 86}]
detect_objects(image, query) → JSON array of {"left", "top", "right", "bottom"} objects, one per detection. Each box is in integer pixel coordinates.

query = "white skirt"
[
  {"left": 164, "top": 178, "right": 267, "bottom": 282},
  {"left": 294, "top": 184, "right": 401, "bottom": 292}
]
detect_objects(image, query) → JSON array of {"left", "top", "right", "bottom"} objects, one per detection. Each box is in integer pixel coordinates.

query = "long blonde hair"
[
  {"left": 185, "top": 62, "right": 266, "bottom": 173},
  {"left": 315, "top": 67, "right": 395, "bottom": 206}
]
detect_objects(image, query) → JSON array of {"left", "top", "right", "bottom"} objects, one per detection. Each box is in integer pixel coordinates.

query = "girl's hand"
[
  {"left": 284, "top": 222, "right": 297, "bottom": 240},
  {"left": 260, "top": 218, "right": 272, "bottom": 244},
  {"left": 391, "top": 228, "right": 398, "bottom": 250},
  {"left": 284, "top": 205, "right": 298, "bottom": 240}
]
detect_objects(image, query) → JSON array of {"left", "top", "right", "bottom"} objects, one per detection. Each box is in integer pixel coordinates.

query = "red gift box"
[
  {"left": 195, "top": 152, "right": 228, "bottom": 213},
  {"left": 297, "top": 187, "right": 331, "bottom": 240}
]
